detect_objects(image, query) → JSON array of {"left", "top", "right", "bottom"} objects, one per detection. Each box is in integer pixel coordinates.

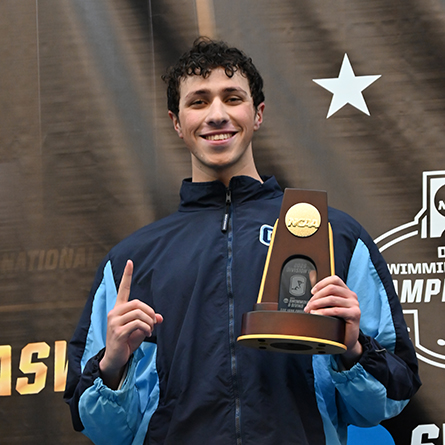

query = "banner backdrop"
[{"left": 1, "top": 1, "right": 445, "bottom": 443}]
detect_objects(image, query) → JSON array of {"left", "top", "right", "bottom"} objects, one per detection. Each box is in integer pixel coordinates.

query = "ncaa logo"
[{"left": 375, "top": 171, "right": 445, "bottom": 369}]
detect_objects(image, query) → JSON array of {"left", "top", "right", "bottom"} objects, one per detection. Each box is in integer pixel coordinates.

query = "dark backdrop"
[{"left": 1, "top": 1, "right": 444, "bottom": 443}]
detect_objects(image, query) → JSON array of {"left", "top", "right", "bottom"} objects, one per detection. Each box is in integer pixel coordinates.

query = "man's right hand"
[{"left": 99, "top": 259, "right": 163, "bottom": 389}]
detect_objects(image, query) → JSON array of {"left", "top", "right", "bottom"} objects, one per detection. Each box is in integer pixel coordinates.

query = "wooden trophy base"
[{"left": 237, "top": 309, "right": 346, "bottom": 354}]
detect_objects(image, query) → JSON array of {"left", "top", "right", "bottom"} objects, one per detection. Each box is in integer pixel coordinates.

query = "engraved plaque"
[{"left": 278, "top": 257, "right": 317, "bottom": 312}]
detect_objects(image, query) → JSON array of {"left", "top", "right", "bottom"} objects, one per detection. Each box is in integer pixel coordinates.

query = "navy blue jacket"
[{"left": 64, "top": 176, "right": 420, "bottom": 445}]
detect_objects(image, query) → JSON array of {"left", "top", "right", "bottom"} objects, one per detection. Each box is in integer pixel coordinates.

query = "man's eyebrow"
[
  {"left": 222, "top": 87, "right": 248, "bottom": 95},
  {"left": 184, "top": 89, "right": 209, "bottom": 99}
]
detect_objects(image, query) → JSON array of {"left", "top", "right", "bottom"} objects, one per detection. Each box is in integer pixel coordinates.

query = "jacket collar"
[{"left": 178, "top": 176, "right": 282, "bottom": 211}]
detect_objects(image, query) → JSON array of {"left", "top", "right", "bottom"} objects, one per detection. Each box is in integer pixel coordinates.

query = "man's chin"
[{"left": 199, "top": 155, "right": 238, "bottom": 171}]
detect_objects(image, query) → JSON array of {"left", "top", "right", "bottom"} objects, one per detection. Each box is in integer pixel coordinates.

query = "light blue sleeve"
[
  {"left": 78, "top": 260, "right": 160, "bottom": 445},
  {"left": 313, "top": 240, "right": 409, "bottom": 443},
  {"left": 328, "top": 360, "right": 408, "bottom": 426},
  {"left": 331, "top": 239, "right": 407, "bottom": 424},
  {"left": 345, "top": 239, "right": 396, "bottom": 352}
]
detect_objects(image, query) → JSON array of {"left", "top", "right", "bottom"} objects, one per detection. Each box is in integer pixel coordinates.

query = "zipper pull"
[{"left": 221, "top": 189, "right": 232, "bottom": 233}]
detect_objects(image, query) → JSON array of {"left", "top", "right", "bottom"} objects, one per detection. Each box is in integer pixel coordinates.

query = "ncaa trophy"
[{"left": 237, "top": 189, "right": 347, "bottom": 354}]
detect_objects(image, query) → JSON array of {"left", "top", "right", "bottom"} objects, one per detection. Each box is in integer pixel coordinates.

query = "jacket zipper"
[
  {"left": 221, "top": 189, "right": 232, "bottom": 233},
  {"left": 224, "top": 188, "right": 242, "bottom": 444}
]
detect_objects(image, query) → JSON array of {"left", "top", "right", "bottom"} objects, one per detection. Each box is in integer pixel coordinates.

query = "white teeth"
[{"left": 204, "top": 133, "right": 233, "bottom": 141}]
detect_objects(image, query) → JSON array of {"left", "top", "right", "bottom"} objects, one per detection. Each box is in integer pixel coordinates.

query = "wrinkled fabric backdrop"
[{"left": 1, "top": 1, "right": 444, "bottom": 444}]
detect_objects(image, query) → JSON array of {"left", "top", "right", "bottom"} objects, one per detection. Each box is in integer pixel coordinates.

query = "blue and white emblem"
[{"left": 259, "top": 224, "right": 274, "bottom": 246}]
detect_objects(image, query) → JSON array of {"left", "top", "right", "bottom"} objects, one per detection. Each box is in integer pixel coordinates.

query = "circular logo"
[
  {"left": 434, "top": 184, "right": 445, "bottom": 217},
  {"left": 285, "top": 203, "right": 321, "bottom": 237}
]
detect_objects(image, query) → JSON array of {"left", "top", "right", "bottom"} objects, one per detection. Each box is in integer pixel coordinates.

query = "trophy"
[{"left": 237, "top": 189, "right": 346, "bottom": 354}]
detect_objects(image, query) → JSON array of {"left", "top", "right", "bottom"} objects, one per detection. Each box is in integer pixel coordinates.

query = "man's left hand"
[{"left": 304, "top": 275, "right": 362, "bottom": 369}]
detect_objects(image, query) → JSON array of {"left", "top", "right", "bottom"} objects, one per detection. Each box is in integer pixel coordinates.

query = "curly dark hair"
[{"left": 162, "top": 37, "right": 265, "bottom": 117}]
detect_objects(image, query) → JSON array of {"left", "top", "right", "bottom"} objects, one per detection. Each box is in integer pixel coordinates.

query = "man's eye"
[
  {"left": 227, "top": 97, "right": 241, "bottom": 103},
  {"left": 191, "top": 99, "right": 205, "bottom": 106}
]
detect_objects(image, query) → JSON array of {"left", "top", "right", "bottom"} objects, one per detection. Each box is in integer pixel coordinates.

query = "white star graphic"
[{"left": 313, "top": 54, "right": 381, "bottom": 118}]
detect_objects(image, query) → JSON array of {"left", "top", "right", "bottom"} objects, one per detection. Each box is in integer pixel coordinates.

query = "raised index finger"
[{"left": 115, "top": 259, "right": 133, "bottom": 306}]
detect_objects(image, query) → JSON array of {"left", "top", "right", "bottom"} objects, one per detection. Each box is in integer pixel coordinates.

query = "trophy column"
[{"left": 237, "top": 189, "right": 347, "bottom": 354}]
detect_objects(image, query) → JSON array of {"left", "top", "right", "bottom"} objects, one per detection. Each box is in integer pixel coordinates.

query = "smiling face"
[{"left": 169, "top": 68, "right": 265, "bottom": 185}]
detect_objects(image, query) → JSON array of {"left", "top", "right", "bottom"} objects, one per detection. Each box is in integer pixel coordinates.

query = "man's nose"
[{"left": 206, "top": 99, "right": 229, "bottom": 126}]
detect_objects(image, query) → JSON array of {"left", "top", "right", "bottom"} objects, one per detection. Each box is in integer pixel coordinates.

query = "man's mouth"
[{"left": 202, "top": 133, "right": 234, "bottom": 141}]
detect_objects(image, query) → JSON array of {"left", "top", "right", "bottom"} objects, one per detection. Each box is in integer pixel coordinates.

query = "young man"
[{"left": 64, "top": 38, "right": 421, "bottom": 445}]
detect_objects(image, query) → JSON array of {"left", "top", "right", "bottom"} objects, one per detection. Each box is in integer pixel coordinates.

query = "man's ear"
[
  {"left": 168, "top": 110, "right": 183, "bottom": 138},
  {"left": 253, "top": 102, "right": 265, "bottom": 131}
]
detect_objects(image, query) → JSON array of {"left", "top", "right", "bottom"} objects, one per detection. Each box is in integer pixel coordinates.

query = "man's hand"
[
  {"left": 99, "top": 260, "right": 163, "bottom": 389},
  {"left": 304, "top": 275, "right": 362, "bottom": 369}
]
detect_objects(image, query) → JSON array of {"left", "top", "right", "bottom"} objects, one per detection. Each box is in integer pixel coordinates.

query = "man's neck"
[
  {"left": 191, "top": 156, "right": 263, "bottom": 186},
  {"left": 191, "top": 168, "right": 262, "bottom": 187}
]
